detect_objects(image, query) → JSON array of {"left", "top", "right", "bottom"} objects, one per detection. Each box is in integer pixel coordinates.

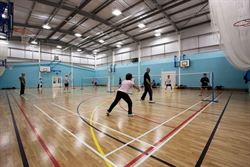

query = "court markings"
[
  {"left": 89, "top": 100, "right": 113, "bottom": 167},
  {"left": 33, "top": 104, "right": 117, "bottom": 167},
  {"left": 104, "top": 99, "right": 206, "bottom": 158},
  {"left": 10, "top": 89, "right": 223, "bottom": 166},
  {"left": 195, "top": 93, "right": 232, "bottom": 167},
  {"left": 51, "top": 102, "right": 154, "bottom": 147},
  {"left": 11, "top": 94, "right": 61, "bottom": 167},
  {"left": 126, "top": 94, "right": 223, "bottom": 167},
  {"left": 6, "top": 92, "right": 29, "bottom": 167}
]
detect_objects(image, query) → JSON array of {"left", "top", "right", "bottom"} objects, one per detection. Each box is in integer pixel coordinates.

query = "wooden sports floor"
[{"left": 0, "top": 87, "right": 249, "bottom": 167}]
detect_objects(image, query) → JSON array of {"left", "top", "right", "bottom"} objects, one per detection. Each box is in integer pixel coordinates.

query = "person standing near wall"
[
  {"left": 141, "top": 67, "right": 155, "bottom": 103},
  {"left": 119, "top": 77, "right": 122, "bottom": 87},
  {"left": 37, "top": 77, "right": 43, "bottom": 89},
  {"left": 19, "top": 73, "right": 25, "bottom": 95},
  {"left": 200, "top": 73, "right": 209, "bottom": 96},
  {"left": 243, "top": 69, "right": 250, "bottom": 92},
  {"left": 64, "top": 74, "right": 70, "bottom": 92},
  {"left": 165, "top": 75, "right": 172, "bottom": 91}
]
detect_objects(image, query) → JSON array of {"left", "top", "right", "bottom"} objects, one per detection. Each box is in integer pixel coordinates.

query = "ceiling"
[{"left": 11, "top": 0, "right": 210, "bottom": 54}]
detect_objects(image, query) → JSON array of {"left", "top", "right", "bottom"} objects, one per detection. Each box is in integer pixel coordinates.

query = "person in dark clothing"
[
  {"left": 200, "top": 73, "right": 210, "bottom": 96},
  {"left": 243, "top": 69, "right": 250, "bottom": 92},
  {"left": 107, "top": 73, "right": 140, "bottom": 117},
  {"left": 19, "top": 73, "right": 25, "bottom": 95},
  {"left": 119, "top": 77, "right": 122, "bottom": 87},
  {"left": 141, "top": 68, "right": 155, "bottom": 103}
]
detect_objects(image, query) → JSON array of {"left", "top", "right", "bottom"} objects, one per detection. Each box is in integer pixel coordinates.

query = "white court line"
[
  {"left": 105, "top": 94, "right": 215, "bottom": 157},
  {"left": 104, "top": 100, "right": 204, "bottom": 158},
  {"left": 33, "top": 105, "right": 117, "bottom": 167},
  {"left": 134, "top": 94, "right": 222, "bottom": 167},
  {"left": 52, "top": 102, "right": 154, "bottom": 148}
]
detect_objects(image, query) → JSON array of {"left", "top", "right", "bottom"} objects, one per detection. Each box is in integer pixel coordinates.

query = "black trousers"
[
  {"left": 108, "top": 91, "right": 132, "bottom": 114},
  {"left": 141, "top": 84, "right": 153, "bottom": 100},
  {"left": 20, "top": 83, "right": 25, "bottom": 95}
]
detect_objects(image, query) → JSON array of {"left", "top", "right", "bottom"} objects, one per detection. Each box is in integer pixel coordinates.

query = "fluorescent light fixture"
[
  {"left": 2, "top": 13, "right": 7, "bottom": 19},
  {"left": 117, "top": 42, "right": 123, "bottom": 45},
  {"left": 116, "top": 44, "right": 121, "bottom": 48},
  {"left": 138, "top": 23, "right": 146, "bottom": 28},
  {"left": 31, "top": 40, "right": 38, "bottom": 45},
  {"left": 154, "top": 33, "right": 161, "bottom": 37},
  {"left": 0, "top": 33, "right": 7, "bottom": 39},
  {"left": 93, "top": 50, "right": 97, "bottom": 54},
  {"left": 42, "top": 24, "right": 51, "bottom": 30},
  {"left": 74, "top": 33, "right": 82, "bottom": 37},
  {"left": 56, "top": 45, "right": 62, "bottom": 49},
  {"left": 112, "top": 9, "right": 122, "bottom": 16},
  {"left": 77, "top": 48, "right": 82, "bottom": 52},
  {"left": 99, "top": 39, "right": 104, "bottom": 43},
  {"left": 0, "top": 40, "right": 8, "bottom": 45}
]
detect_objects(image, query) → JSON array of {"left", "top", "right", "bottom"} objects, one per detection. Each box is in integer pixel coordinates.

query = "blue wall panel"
[{"left": 0, "top": 62, "right": 94, "bottom": 88}]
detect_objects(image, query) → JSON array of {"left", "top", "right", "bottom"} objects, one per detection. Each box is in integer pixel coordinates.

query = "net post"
[{"left": 211, "top": 72, "right": 218, "bottom": 103}]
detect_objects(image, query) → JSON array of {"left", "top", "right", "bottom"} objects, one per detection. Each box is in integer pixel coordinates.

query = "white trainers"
[
  {"left": 149, "top": 100, "right": 155, "bottom": 103},
  {"left": 128, "top": 114, "right": 134, "bottom": 117}
]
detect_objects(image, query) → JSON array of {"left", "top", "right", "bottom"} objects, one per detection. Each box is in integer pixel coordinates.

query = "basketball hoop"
[
  {"left": 13, "top": 27, "right": 34, "bottom": 43},
  {"left": 233, "top": 18, "right": 250, "bottom": 27}
]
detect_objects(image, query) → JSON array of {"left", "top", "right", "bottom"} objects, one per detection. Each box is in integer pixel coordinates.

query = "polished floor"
[{"left": 0, "top": 87, "right": 249, "bottom": 167}]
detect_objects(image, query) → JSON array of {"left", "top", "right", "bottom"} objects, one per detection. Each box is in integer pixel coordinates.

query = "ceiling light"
[
  {"left": 75, "top": 33, "right": 82, "bottom": 37},
  {"left": 116, "top": 44, "right": 121, "bottom": 48},
  {"left": 154, "top": 33, "right": 161, "bottom": 37},
  {"left": 1, "top": 13, "right": 7, "bottom": 19},
  {"left": 93, "top": 50, "right": 97, "bottom": 55},
  {"left": 0, "top": 33, "right": 7, "bottom": 39},
  {"left": 117, "top": 42, "right": 123, "bottom": 45},
  {"left": 42, "top": 24, "right": 51, "bottom": 30},
  {"left": 138, "top": 23, "right": 146, "bottom": 28},
  {"left": 99, "top": 39, "right": 104, "bottom": 43},
  {"left": 112, "top": 9, "right": 122, "bottom": 16},
  {"left": 31, "top": 40, "right": 38, "bottom": 45},
  {"left": 56, "top": 45, "right": 62, "bottom": 49},
  {"left": 77, "top": 48, "right": 82, "bottom": 52}
]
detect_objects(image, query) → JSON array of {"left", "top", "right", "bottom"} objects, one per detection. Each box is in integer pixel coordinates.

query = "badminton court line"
[
  {"left": 11, "top": 94, "right": 61, "bottom": 167},
  {"left": 89, "top": 100, "right": 113, "bottom": 167},
  {"left": 52, "top": 102, "right": 154, "bottom": 148},
  {"left": 33, "top": 105, "right": 117, "bottom": 167},
  {"left": 104, "top": 99, "right": 204, "bottom": 158},
  {"left": 130, "top": 94, "right": 222, "bottom": 167}
]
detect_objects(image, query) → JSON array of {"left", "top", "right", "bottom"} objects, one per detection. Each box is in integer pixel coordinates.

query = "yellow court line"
[{"left": 89, "top": 102, "right": 112, "bottom": 167}]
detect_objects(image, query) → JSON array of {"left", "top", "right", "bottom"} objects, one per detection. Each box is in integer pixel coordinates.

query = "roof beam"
[
  {"left": 46, "top": 0, "right": 92, "bottom": 39},
  {"left": 33, "top": 0, "right": 138, "bottom": 42},
  {"left": 148, "top": 0, "right": 179, "bottom": 32},
  {"left": 85, "top": 11, "right": 210, "bottom": 51},
  {"left": 33, "top": 0, "right": 65, "bottom": 40},
  {"left": 13, "top": 22, "right": 113, "bottom": 50},
  {"left": 61, "top": 0, "right": 115, "bottom": 43}
]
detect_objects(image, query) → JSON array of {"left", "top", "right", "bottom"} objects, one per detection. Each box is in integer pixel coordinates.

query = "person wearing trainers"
[
  {"left": 141, "top": 68, "right": 155, "bottom": 103},
  {"left": 107, "top": 73, "right": 140, "bottom": 117}
]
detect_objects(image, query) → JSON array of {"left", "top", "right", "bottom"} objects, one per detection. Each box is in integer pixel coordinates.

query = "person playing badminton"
[{"left": 107, "top": 73, "right": 140, "bottom": 117}]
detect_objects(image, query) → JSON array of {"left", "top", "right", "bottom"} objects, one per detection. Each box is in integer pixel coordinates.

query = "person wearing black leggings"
[
  {"left": 107, "top": 73, "right": 140, "bottom": 117},
  {"left": 141, "top": 67, "right": 155, "bottom": 103}
]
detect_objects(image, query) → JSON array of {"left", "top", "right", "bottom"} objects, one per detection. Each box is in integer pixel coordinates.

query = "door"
[
  {"left": 161, "top": 71, "right": 176, "bottom": 89},
  {"left": 52, "top": 76, "right": 62, "bottom": 88}
]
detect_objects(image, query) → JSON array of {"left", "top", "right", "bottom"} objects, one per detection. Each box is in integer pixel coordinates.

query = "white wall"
[
  {"left": 6, "top": 41, "right": 95, "bottom": 68},
  {"left": 96, "top": 23, "right": 220, "bottom": 67}
]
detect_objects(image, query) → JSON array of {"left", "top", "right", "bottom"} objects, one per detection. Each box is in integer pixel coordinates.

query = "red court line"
[
  {"left": 12, "top": 95, "right": 61, "bottom": 167},
  {"left": 134, "top": 115, "right": 176, "bottom": 129},
  {"left": 119, "top": 102, "right": 175, "bottom": 129},
  {"left": 125, "top": 102, "right": 210, "bottom": 167}
]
